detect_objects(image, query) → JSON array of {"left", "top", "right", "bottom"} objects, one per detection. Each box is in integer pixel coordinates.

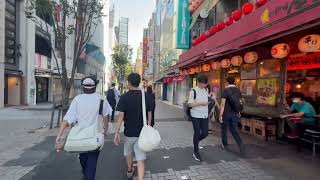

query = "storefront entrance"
[{"left": 36, "top": 77, "right": 49, "bottom": 103}]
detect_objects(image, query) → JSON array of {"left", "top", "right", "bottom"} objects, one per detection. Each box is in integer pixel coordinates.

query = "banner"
[{"left": 176, "top": 0, "right": 190, "bottom": 49}]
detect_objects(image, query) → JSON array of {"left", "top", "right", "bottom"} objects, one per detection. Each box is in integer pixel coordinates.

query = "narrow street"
[{"left": 0, "top": 101, "right": 318, "bottom": 180}]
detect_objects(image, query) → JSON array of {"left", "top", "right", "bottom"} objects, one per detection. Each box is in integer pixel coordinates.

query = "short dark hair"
[
  {"left": 83, "top": 87, "right": 96, "bottom": 94},
  {"left": 127, "top": 73, "right": 141, "bottom": 87},
  {"left": 147, "top": 85, "right": 153, "bottom": 94},
  {"left": 197, "top": 74, "right": 208, "bottom": 84},
  {"left": 111, "top": 83, "right": 116, "bottom": 87},
  {"left": 226, "top": 76, "right": 235, "bottom": 85},
  {"left": 290, "top": 92, "right": 305, "bottom": 100}
]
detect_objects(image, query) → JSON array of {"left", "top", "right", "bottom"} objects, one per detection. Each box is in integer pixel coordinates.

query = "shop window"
[
  {"left": 35, "top": 35, "right": 52, "bottom": 58},
  {"left": 241, "top": 63, "right": 257, "bottom": 79},
  {"left": 240, "top": 80, "right": 256, "bottom": 106},
  {"left": 215, "top": 0, "right": 238, "bottom": 23},
  {"left": 36, "top": 0, "right": 53, "bottom": 26},
  {"left": 258, "top": 59, "right": 281, "bottom": 78}
]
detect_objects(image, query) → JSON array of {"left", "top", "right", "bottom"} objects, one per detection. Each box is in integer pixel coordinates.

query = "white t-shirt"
[
  {"left": 64, "top": 93, "right": 113, "bottom": 128},
  {"left": 188, "top": 87, "right": 208, "bottom": 119}
]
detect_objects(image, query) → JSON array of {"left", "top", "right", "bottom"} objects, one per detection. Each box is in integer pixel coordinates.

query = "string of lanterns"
[{"left": 192, "top": 0, "right": 268, "bottom": 46}]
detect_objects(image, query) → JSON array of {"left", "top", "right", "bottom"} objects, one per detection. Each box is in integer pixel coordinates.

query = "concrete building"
[
  {"left": 118, "top": 17, "right": 129, "bottom": 46},
  {"left": 135, "top": 43, "right": 143, "bottom": 76},
  {"left": 0, "top": 0, "right": 4, "bottom": 107}
]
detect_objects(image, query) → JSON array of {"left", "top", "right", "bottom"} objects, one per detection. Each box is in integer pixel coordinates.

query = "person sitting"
[{"left": 283, "top": 92, "right": 316, "bottom": 138}]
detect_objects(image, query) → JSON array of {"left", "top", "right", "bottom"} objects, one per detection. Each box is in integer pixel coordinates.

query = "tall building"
[{"left": 118, "top": 17, "right": 129, "bottom": 46}]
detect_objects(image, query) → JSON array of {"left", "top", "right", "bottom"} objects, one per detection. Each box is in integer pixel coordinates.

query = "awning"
[
  {"left": 5, "top": 69, "right": 23, "bottom": 76},
  {"left": 178, "top": 0, "right": 320, "bottom": 68}
]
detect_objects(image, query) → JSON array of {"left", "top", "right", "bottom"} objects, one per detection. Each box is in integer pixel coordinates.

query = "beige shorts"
[{"left": 124, "top": 137, "right": 146, "bottom": 161}]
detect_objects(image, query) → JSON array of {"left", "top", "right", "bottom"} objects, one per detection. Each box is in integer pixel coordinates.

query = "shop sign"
[
  {"left": 176, "top": 0, "right": 190, "bottom": 49},
  {"left": 221, "top": 59, "right": 231, "bottom": 68},
  {"left": 172, "top": 75, "right": 185, "bottom": 82},
  {"left": 298, "top": 34, "right": 320, "bottom": 53},
  {"left": 202, "top": 64, "right": 211, "bottom": 72},
  {"left": 244, "top": 51, "right": 258, "bottom": 63},
  {"left": 163, "top": 77, "right": 173, "bottom": 84},
  {"left": 257, "top": 78, "right": 277, "bottom": 106},
  {"left": 231, "top": 56, "right": 243, "bottom": 66},
  {"left": 210, "top": 61, "right": 221, "bottom": 70},
  {"left": 271, "top": 43, "right": 290, "bottom": 59},
  {"left": 288, "top": 52, "right": 320, "bottom": 70}
]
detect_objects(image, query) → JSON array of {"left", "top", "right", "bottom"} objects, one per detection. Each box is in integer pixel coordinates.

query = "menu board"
[
  {"left": 240, "top": 80, "right": 256, "bottom": 96},
  {"left": 257, "top": 78, "right": 277, "bottom": 106}
]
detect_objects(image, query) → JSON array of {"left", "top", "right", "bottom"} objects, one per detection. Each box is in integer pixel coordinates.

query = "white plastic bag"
[{"left": 138, "top": 89, "right": 161, "bottom": 152}]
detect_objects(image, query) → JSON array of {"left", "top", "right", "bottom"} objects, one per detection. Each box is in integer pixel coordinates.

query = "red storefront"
[{"left": 174, "top": 0, "right": 320, "bottom": 139}]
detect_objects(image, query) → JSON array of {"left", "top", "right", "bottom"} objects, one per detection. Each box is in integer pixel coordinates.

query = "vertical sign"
[{"left": 176, "top": 0, "right": 190, "bottom": 49}]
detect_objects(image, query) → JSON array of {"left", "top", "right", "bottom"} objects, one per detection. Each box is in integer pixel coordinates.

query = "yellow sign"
[
  {"left": 193, "top": 78, "right": 197, "bottom": 88},
  {"left": 257, "top": 78, "right": 277, "bottom": 106},
  {"left": 261, "top": 9, "right": 270, "bottom": 24}
]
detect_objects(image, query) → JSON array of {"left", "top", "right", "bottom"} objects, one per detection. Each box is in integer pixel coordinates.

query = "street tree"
[{"left": 25, "top": 0, "right": 104, "bottom": 111}]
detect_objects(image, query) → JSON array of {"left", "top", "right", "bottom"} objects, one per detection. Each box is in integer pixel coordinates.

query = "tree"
[
  {"left": 111, "top": 44, "right": 132, "bottom": 89},
  {"left": 26, "top": 0, "right": 104, "bottom": 111}
]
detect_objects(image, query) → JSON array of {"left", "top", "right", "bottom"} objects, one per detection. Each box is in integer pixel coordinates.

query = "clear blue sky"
[{"left": 114, "top": 0, "right": 156, "bottom": 60}]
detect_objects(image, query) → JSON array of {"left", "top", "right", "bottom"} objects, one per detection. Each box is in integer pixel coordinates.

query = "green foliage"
[{"left": 112, "top": 45, "right": 133, "bottom": 82}]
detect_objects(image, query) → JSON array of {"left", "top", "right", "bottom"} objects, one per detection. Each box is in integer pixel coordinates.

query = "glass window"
[
  {"left": 216, "top": 0, "right": 238, "bottom": 23},
  {"left": 240, "top": 80, "right": 257, "bottom": 106},
  {"left": 256, "top": 78, "right": 278, "bottom": 106},
  {"left": 241, "top": 63, "right": 257, "bottom": 79},
  {"left": 258, "top": 59, "right": 281, "bottom": 78}
]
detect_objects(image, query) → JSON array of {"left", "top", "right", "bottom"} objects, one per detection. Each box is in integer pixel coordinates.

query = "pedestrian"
[
  {"left": 55, "top": 76, "right": 112, "bottom": 180},
  {"left": 106, "top": 83, "right": 120, "bottom": 122},
  {"left": 219, "top": 76, "right": 245, "bottom": 153},
  {"left": 114, "top": 73, "right": 152, "bottom": 180},
  {"left": 188, "top": 74, "right": 212, "bottom": 162},
  {"left": 147, "top": 85, "right": 156, "bottom": 127}
]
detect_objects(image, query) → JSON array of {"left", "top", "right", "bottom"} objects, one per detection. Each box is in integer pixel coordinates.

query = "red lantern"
[
  {"left": 225, "top": 16, "right": 233, "bottom": 26},
  {"left": 232, "top": 9, "right": 242, "bottom": 21},
  {"left": 242, "top": 3, "right": 254, "bottom": 15},
  {"left": 209, "top": 26, "right": 218, "bottom": 35},
  {"left": 189, "top": 6, "right": 194, "bottom": 12},
  {"left": 205, "top": 31, "right": 211, "bottom": 38},
  {"left": 217, "top": 22, "right": 225, "bottom": 31},
  {"left": 256, "top": 0, "right": 268, "bottom": 8},
  {"left": 202, "top": 64, "right": 211, "bottom": 72},
  {"left": 189, "top": 0, "right": 193, "bottom": 3}
]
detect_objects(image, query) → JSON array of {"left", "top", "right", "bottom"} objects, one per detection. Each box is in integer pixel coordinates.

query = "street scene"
[{"left": 1, "top": 0, "right": 320, "bottom": 180}]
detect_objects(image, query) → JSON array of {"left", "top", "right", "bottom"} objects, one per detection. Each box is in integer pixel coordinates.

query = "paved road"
[{"left": 1, "top": 101, "right": 320, "bottom": 180}]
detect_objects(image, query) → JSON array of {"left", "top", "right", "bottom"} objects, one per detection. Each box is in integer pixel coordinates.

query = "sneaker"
[
  {"left": 193, "top": 152, "right": 202, "bottom": 162},
  {"left": 220, "top": 144, "right": 230, "bottom": 151},
  {"left": 127, "top": 167, "right": 135, "bottom": 179}
]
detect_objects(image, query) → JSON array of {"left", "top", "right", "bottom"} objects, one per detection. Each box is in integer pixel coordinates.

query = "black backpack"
[
  {"left": 227, "top": 87, "right": 243, "bottom": 113},
  {"left": 186, "top": 89, "right": 196, "bottom": 119},
  {"left": 106, "top": 89, "right": 116, "bottom": 106}
]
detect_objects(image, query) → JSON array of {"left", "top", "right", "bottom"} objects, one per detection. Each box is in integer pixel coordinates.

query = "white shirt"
[
  {"left": 64, "top": 93, "right": 113, "bottom": 128},
  {"left": 188, "top": 87, "right": 209, "bottom": 119}
]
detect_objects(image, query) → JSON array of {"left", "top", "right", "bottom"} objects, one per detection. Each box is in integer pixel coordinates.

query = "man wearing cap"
[{"left": 55, "top": 76, "right": 112, "bottom": 180}]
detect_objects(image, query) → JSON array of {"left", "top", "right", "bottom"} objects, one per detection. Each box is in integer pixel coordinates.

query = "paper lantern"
[
  {"left": 195, "top": 66, "right": 202, "bottom": 73},
  {"left": 210, "top": 61, "right": 221, "bottom": 70},
  {"left": 225, "top": 16, "right": 234, "bottom": 26},
  {"left": 244, "top": 51, "right": 258, "bottom": 63},
  {"left": 231, "top": 56, "right": 243, "bottom": 66},
  {"left": 232, "top": 9, "right": 242, "bottom": 21},
  {"left": 242, "top": 3, "right": 254, "bottom": 15},
  {"left": 189, "top": 68, "right": 196, "bottom": 74},
  {"left": 189, "top": 6, "right": 194, "bottom": 12},
  {"left": 217, "top": 22, "right": 226, "bottom": 31},
  {"left": 221, "top": 59, "right": 231, "bottom": 68},
  {"left": 271, "top": 43, "right": 290, "bottom": 59},
  {"left": 202, "top": 64, "right": 211, "bottom": 72},
  {"left": 204, "top": 31, "right": 211, "bottom": 38},
  {"left": 189, "top": 0, "right": 193, "bottom": 3},
  {"left": 256, "top": 0, "right": 268, "bottom": 8},
  {"left": 199, "top": 34, "right": 206, "bottom": 42},
  {"left": 298, "top": 34, "right": 320, "bottom": 53},
  {"left": 209, "top": 26, "right": 218, "bottom": 35}
]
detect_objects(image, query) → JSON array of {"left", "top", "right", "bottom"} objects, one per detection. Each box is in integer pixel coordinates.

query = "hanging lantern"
[
  {"left": 242, "top": 3, "right": 254, "bottom": 15},
  {"left": 210, "top": 61, "right": 221, "bottom": 70},
  {"left": 189, "top": 5, "right": 194, "bottom": 12},
  {"left": 204, "top": 31, "right": 211, "bottom": 38},
  {"left": 209, "top": 26, "right": 218, "bottom": 35},
  {"left": 202, "top": 64, "right": 211, "bottom": 72},
  {"left": 298, "top": 34, "right": 320, "bottom": 53},
  {"left": 189, "top": 0, "right": 193, "bottom": 3},
  {"left": 221, "top": 59, "right": 231, "bottom": 68},
  {"left": 271, "top": 43, "right": 290, "bottom": 59},
  {"left": 225, "top": 16, "right": 234, "bottom": 26},
  {"left": 217, "top": 22, "right": 226, "bottom": 31},
  {"left": 244, "top": 51, "right": 258, "bottom": 63},
  {"left": 189, "top": 68, "right": 196, "bottom": 74},
  {"left": 199, "top": 34, "right": 206, "bottom": 42},
  {"left": 195, "top": 66, "right": 202, "bottom": 73},
  {"left": 256, "top": 0, "right": 268, "bottom": 8},
  {"left": 195, "top": 0, "right": 203, "bottom": 5},
  {"left": 232, "top": 9, "right": 242, "bottom": 21},
  {"left": 231, "top": 56, "right": 243, "bottom": 66}
]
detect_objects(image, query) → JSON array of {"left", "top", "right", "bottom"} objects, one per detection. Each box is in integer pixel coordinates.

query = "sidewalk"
[{"left": 5, "top": 101, "right": 320, "bottom": 180}]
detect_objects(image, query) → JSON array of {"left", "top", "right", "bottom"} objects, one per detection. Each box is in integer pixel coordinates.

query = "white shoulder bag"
[
  {"left": 64, "top": 99, "right": 105, "bottom": 153},
  {"left": 138, "top": 89, "right": 161, "bottom": 152}
]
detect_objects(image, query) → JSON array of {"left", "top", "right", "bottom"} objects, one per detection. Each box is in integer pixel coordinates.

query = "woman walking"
[{"left": 147, "top": 85, "right": 156, "bottom": 127}]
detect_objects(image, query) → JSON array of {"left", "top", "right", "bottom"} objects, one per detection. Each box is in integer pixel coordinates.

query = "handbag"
[
  {"left": 138, "top": 89, "right": 161, "bottom": 152},
  {"left": 64, "top": 99, "right": 105, "bottom": 153}
]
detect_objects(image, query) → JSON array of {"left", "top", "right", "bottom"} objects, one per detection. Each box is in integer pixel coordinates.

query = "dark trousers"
[
  {"left": 111, "top": 105, "right": 116, "bottom": 121},
  {"left": 79, "top": 150, "right": 100, "bottom": 180},
  {"left": 151, "top": 110, "right": 155, "bottom": 127},
  {"left": 192, "top": 118, "right": 209, "bottom": 153},
  {"left": 221, "top": 113, "right": 243, "bottom": 147}
]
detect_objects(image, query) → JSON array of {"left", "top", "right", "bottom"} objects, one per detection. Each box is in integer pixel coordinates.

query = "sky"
[{"left": 114, "top": 0, "right": 156, "bottom": 61}]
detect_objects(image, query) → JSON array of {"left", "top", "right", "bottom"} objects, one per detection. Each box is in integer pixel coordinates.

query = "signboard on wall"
[
  {"left": 288, "top": 52, "right": 320, "bottom": 70},
  {"left": 257, "top": 78, "right": 277, "bottom": 106},
  {"left": 176, "top": 0, "right": 190, "bottom": 49}
]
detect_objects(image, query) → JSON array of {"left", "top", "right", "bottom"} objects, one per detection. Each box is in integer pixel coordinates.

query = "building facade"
[
  {"left": 118, "top": 17, "right": 129, "bottom": 46},
  {"left": 0, "top": 0, "right": 5, "bottom": 107}
]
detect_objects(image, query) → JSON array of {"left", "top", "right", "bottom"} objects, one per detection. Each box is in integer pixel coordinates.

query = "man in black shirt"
[
  {"left": 114, "top": 73, "right": 152, "bottom": 180},
  {"left": 219, "top": 76, "right": 245, "bottom": 153}
]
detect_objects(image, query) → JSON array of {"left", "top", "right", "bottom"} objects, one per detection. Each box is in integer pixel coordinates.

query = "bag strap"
[
  {"left": 141, "top": 89, "right": 147, "bottom": 126},
  {"left": 99, "top": 99, "right": 104, "bottom": 115},
  {"left": 192, "top": 89, "right": 196, "bottom": 100}
]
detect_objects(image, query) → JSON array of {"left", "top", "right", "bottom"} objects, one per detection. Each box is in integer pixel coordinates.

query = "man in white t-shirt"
[
  {"left": 188, "top": 74, "right": 212, "bottom": 162},
  {"left": 55, "top": 76, "right": 112, "bottom": 180}
]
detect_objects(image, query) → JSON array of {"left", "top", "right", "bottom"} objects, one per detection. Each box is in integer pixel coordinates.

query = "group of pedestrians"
[
  {"left": 54, "top": 72, "right": 244, "bottom": 180},
  {"left": 188, "top": 75, "right": 245, "bottom": 162}
]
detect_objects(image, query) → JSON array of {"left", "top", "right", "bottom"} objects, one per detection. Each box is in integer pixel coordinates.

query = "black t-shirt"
[
  {"left": 116, "top": 90, "right": 152, "bottom": 137},
  {"left": 223, "top": 86, "right": 241, "bottom": 114}
]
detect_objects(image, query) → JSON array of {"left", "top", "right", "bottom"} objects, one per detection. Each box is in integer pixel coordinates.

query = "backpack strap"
[
  {"left": 99, "top": 99, "right": 104, "bottom": 115},
  {"left": 192, "top": 89, "right": 196, "bottom": 100}
]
